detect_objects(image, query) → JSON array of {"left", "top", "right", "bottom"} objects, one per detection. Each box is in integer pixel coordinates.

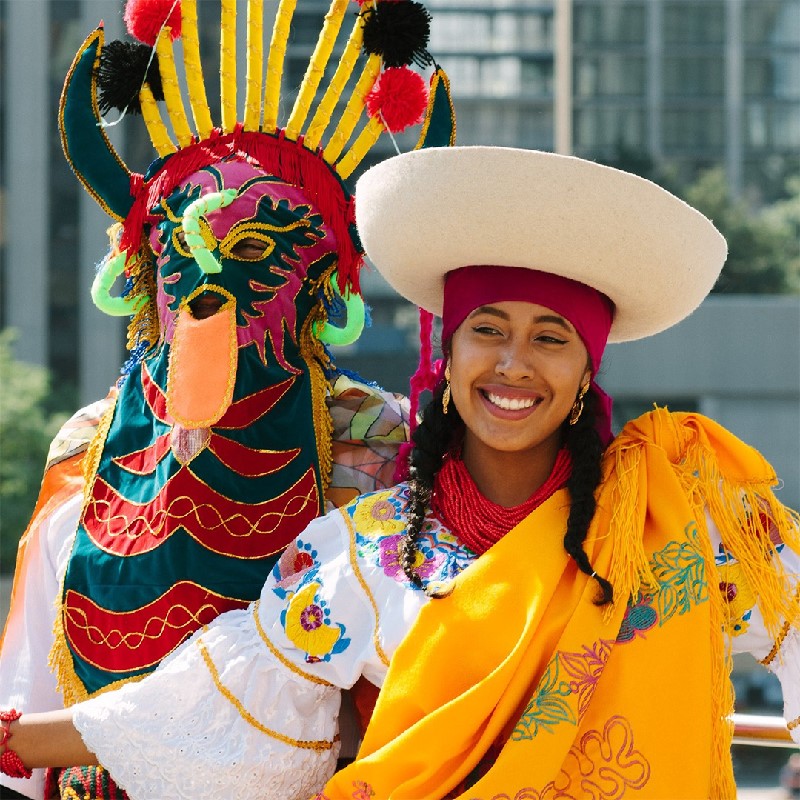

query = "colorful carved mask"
[{"left": 52, "top": 0, "right": 455, "bottom": 702}]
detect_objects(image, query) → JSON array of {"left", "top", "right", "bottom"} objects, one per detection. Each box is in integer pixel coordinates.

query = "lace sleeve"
[
  {"left": 72, "top": 509, "right": 384, "bottom": 800},
  {"left": 708, "top": 510, "right": 800, "bottom": 743}
]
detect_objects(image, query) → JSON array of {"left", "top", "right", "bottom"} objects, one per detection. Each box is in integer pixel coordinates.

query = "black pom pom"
[
  {"left": 362, "top": 1, "right": 433, "bottom": 69},
  {"left": 96, "top": 40, "right": 164, "bottom": 116}
]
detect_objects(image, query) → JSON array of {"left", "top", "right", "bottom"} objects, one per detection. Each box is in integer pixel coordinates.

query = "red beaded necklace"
[{"left": 431, "top": 449, "right": 572, "bottom": 555}]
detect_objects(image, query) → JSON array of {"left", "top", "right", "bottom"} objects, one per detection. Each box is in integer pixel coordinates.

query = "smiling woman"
[{"left": 4, "top": 147, "right": 800, "bottom": 800}]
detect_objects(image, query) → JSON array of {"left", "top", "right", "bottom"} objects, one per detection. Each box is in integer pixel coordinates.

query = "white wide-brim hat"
[{"left": 355, "top": 146, "right": 728, "bottom": 343}]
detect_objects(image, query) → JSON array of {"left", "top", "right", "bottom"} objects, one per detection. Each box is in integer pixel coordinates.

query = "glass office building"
[
  {"left": 569, "top": 0, "right": 800, "bottom": 198},
  {"left": 2, "top": 0, "right": 798, "bottom": 399}
]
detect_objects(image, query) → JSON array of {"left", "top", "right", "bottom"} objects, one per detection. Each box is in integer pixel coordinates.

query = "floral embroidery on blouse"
[
  {"left": 350, "top": 485, "right": 476, "bottom": 589},
  {"left": 272, "top": 539, "right": 318, "bottom": 593},
  {"left": 352, "top": 491, "right": 405, "bottom": 535},
  {"left": 717, "top": 562, "right": 757, "bottom": 636},
  {"left": 378, "top": 534, "right": 444, "bottom": 582},
  {"left": 281, "top": 581, "right": 350, "bottom": 663}
]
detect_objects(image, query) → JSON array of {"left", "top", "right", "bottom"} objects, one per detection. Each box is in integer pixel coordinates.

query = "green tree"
[
  {"left": 0, "top": 330, "right": 68, "bottom": 572},
  {"left": 684, "top": 168, "right": 800, "bottom": 294}
]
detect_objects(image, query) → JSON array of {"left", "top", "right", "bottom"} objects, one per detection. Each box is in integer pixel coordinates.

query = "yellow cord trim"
[
  {"left": 48, "top": 396, "right": 120, "bottom": 706},
  {"left": 759, "top": 583, "right": 800, "bottom": 667},
  {"left": 156, "top": 27, "right": 193, "bottom": 148},
  {"left": 299, "top": 292, "right": 334, "bottom": 495},
  {"left": 285, "top": 0, "right": 349, "bottom": 140},
  {"left": 263, "top": 0, "right": 298, "bottom": 131},
  {"left": 140, "top": 83, "right": 176, "bottom": 157},
  {"left": 789, "top": 715, "right": 800, "bottom": 732},
  {"left": 180, "top": 0, "right": 213, "bottom": 139},
  {"left": 196, "top": 636, "right": 335, "bottom": 751},
  {"left": 324, "top": 55, "right": 381, "bottom": 165},
  {"left": 253, "top": 600, "right": 333, "bottom": 687},
  {"left": 304, "top": 8, "right": 368, "bottom": 151},
  {"left": 220, "top": 0, "right": 237, "bottom": 133},
  {"left": 81, "top": 396, "right": 118, "bottom": 492},
  {"left": 119, "top": 232, "right": 159, "bottom": 356},
  {"left": 341, "top": 509, "right": 391, "bottom": 668},
  {"left": 243, "top": 0, "right": 266, "bottom": 131},
  {"left": 50, "top": 596, "right": 89, "bottom": 706},
  {"left": 335, "top": 116, "right": 384, "bottom": 179}
]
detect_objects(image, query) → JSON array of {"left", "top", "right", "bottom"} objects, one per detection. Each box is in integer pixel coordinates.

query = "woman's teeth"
[{"left": 486, "top": 393, "right": 537, "bottom": 410}]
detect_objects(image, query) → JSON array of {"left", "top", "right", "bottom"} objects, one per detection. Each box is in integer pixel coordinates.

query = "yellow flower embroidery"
[
  {"left": 284, "top": 582, "right": 341, "bottom": 657},
  {"left": 352, "top": 492, "right": 404, "bottom": 536},
  {"left": 717, "top": 562, "right": 757, "bottom": 636}
]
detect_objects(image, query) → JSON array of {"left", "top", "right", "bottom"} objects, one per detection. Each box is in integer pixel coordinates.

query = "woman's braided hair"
[{"left": 401, "top": 379, "right": 613, "bottom": 605}]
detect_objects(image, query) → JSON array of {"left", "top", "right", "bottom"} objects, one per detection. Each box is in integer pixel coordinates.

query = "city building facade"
[{"left": 1, "top": 0, "right": 798, "bottom": 506}]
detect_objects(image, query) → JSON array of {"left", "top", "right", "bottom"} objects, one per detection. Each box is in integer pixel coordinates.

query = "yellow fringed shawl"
[{"left": 321, "top": 409, "right": 800, "bottom": 800}]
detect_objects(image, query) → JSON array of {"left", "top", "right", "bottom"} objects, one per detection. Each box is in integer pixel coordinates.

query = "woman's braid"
[
  {"left": 401, "top": 381, "right": 462, "bottom": 588},
  {"left": 563, "top": 392, "right": 613, "bottom": 605}
]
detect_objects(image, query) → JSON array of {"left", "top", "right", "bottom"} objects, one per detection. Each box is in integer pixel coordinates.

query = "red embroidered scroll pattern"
[
  {"left": 84, "top": 467, "right": 319, "bottom": 558},
  {"left": 476, "top": 716, "right": 650, "bottom": 800},
  {"left": 63, "top": 582, "right": 248, "bottom": 673}
]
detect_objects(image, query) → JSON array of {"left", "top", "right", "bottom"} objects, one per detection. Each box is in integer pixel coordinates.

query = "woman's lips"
[{"left": 478, "top": 385, "right": 543, "bottom": 419}]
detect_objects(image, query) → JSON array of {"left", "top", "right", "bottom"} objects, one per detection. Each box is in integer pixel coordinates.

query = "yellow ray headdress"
[{"left": 61, "top": 0, "right": 455, "bottom": 308}]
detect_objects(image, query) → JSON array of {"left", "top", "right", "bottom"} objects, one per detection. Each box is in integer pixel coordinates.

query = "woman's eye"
[
  {"left": 535, "top": 334, "right": 568, "bottom": 345},
  {"left": 472, "top": 324, "right": 501, "bottom": 336}
]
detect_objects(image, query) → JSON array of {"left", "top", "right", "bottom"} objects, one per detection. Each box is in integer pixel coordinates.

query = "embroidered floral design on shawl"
[
  {"left": 616, "top": 593, "right": 658, "bottom": 643},
  {"left": 512, "top": 655, "right": 576, "bottom": 740},
  {"left": 558, "top": 640, "right": 615, "bottom": 720},
  {"left": 647, "top": 522, "right": 708, "bottom": 625}
]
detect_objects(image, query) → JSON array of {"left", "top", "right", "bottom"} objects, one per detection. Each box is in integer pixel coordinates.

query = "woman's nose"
[{"left": 495, "top": 341, "right": 533, "bottom": 380}]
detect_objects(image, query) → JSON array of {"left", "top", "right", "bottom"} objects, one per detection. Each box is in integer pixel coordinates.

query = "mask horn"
[
  {"left": 91, "top": 252, "right": 150, "bottom": 317},
  {"left": 315, "top": 273, "right": 366, "bottom": 347},
  {"left": 415, "top": 66, "right": 456, "bottom": 150},
  {"left": 60, "top": 25, "right": 134, "bottom": 221}
]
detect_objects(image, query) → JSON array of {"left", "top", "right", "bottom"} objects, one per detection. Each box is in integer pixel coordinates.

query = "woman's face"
[{"left": 449, "top": 300, "right": 591, "bottom": 464}]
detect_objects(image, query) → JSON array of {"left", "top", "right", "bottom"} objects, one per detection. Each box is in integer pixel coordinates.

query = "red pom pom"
[
  {"left": 124, "top": 0, "right": 181, "bottom": 46},
  {"left": 365, "top": 67, "right": 429, "bottom": 133}
]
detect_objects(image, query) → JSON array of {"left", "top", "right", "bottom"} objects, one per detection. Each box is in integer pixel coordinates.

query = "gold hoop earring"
[
  {"left": 568, "top": 382, "right": 590, "bottom": 426},
  {"left": 442, "top": 362, "right": 451, "bottom": 414}
]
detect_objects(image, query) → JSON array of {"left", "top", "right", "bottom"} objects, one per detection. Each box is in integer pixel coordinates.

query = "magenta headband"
[
  {"left": 441, "top": 266, "right": 616, "bottom": 444},
  {"left": 442, "top": 266, "right": 614, "bottom": 371}
]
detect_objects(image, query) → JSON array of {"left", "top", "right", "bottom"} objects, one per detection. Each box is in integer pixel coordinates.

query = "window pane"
[
  {"left": 574, "top": 55, "right": 646, "bottom": 97},
  {"left": 573, "top": 2, "right": 646, "bottom": 44},
  {"left": 663, "top": 2, "right": 726, "bottom": 44},
  {"left": 663, "top": 56, "right": 725, "bottom": 97},
  {"left": 743, "top": 0, "right": 800, "bottom": 46},
  {"left": 662, "top": 108, "right": 725, "bottom": 149},
  {"left": 574, "top": 107, "right": 646, "bottom": 150},
  {"left": 744, "top": 54, "right": 800, "bottom": 99}
]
